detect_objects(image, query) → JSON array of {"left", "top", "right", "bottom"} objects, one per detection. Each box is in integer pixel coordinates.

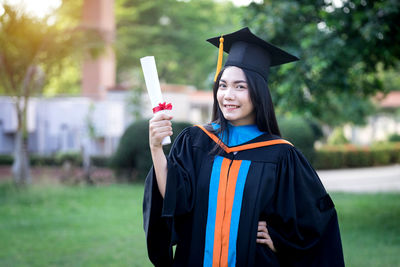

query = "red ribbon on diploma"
[{"left": 152, "top": 102, "right": 173, "bottom": 113}]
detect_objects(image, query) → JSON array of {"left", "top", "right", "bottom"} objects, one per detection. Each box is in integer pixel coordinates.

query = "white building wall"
[
  {"left": 344, "top": 113, "right": 400, "bottom": 145},
  {"left": 0, "top": 88, "right": 213, "bottom": 156},
  {"left": 0, "top": 96, "right": 129, "bottom": 156}
]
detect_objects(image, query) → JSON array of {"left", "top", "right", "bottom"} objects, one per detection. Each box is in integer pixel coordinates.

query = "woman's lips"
[{"left": 224, "top": 104, "right": 239, "bottom": 109}]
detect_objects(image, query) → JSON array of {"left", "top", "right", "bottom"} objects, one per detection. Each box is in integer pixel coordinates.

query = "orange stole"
[{"left": 213, "top": 158, "right": 242, "bottom": 266}]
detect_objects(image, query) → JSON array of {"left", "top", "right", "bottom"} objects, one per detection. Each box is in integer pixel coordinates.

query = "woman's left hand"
[{"left": 257, "top": 221, "right": 276, "bottom": 252}]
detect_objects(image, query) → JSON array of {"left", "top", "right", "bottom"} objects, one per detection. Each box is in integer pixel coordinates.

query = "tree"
[
  {"left": 0, "top": 3, "right": 102, "bottom": 185},
  {"left": 115, "top": 0, "right": 242, "bottom": 89},
  {"left": 242, "top": 0, "right": 400, "bottom": 126}
]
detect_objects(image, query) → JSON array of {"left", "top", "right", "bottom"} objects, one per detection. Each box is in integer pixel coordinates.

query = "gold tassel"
[{"left": 213, "top": 36, "right": 224, "bottom": 82}]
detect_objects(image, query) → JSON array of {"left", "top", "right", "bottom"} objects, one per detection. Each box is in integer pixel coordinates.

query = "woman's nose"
[{"left": 224, "top": 87, "right": 235, "bottom": 100}]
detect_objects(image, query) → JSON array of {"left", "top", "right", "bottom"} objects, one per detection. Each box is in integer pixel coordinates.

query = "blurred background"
[{"left": 0, "top": 0, "right": 399, "bottom": 266}]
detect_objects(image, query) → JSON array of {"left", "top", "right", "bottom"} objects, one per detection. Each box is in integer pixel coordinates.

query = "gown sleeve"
[
  {"left": 143, "top": 127, "right": 196, "bottom": 266},
  {"left": 266, "top": 146, "right": 345, "bottom": 267}
]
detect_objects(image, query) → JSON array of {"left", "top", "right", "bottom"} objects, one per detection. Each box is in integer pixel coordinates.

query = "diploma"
[{"left": 140, "top": 56, "right": 171, "bottom": 146}]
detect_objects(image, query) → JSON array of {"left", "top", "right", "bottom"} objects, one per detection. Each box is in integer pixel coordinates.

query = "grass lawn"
[
  {"left": 0, "top": 181, "right": 399, "bottom": 266},
  {"left": 0, "top": 182, "right": 151, "bottom": 267},
  {"left": 333, "top": 192, "right": 400, "bottom": 267}
]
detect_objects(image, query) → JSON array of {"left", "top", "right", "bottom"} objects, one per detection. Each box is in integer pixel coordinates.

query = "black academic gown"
[{"left": 143, "top": 125, "right": 344, "bottom": 267}]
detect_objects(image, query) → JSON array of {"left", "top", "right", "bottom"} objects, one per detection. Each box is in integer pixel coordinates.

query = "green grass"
[
  {"left": 0, "top": 182, "right": 151, "bottom": 267},
  {"left": 0, "top": 182, "right": 399, "bottom": 267},
  {"left": 332, "top": 193, "right": 400, "bottom": 267}
]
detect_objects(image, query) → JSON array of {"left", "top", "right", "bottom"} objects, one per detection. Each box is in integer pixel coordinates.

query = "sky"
[
  {"left": 229, "top": 0, "right": 263, "bottom": 6},
  {"left": 0, "top": 0, "right": 62, "bottom": 18},
  {"left": 0, "top": 0, "right": 265, "bottom": 18}
]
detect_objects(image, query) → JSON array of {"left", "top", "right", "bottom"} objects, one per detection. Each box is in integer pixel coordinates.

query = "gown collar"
[
  {"left": 196, "top": 124, "right": 293, "bottom": 154},
  {"left": 211, "top": 123, "right": 264, "bottom": 147}
]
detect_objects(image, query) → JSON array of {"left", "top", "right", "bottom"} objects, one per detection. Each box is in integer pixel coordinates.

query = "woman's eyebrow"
[
  {"left": 219, "top": 79, "right": 247, "bottom": 84},
  {"left": 233, "top": 80, "right": 247, "bottom": 84}
]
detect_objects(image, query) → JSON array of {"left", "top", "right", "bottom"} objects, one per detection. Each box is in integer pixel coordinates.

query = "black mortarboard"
[{"left": 207, "top": 27, "right": 299, "bottom": 81}]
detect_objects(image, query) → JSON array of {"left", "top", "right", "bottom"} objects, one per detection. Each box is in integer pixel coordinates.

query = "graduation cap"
[{"left": 207, "top": 27, "right": 299, "bottom": 81}]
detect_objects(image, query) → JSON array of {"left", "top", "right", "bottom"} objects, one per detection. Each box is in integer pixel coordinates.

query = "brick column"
[{"left": 81, "top": 0, "right": 115, "bottom": 100}]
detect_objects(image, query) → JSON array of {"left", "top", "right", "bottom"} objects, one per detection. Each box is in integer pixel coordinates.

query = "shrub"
[
  {"left": 55, "top": 152, "right": 82, "bottom": 166},
  {"left": 279, "top": 117, "right": 321, "bottom": 161},
  {"left": 370, "top": 148, "right": 392, "bottom": 166},
  {"left": 343, "top": 145, "right": 372, "bottom": 168},
  {"left": 111, "top": 120, "right": 192, "bottom": 182},
  {"left": 1, "top": 153, "right": 108, "bottom": 167},
  {"left": 91, "top": 156, "right": 110, "bottom": 167},
  {"left": 312, "top": 149, "right": 345, "bottom": 169},
  {"left": 390, "top": 142, "right": 400, "bottom": 163},
  {"left": 388, "top": 133, "right": 400, "bottom": 142},
  {"left": 313, "top": 142, "right": 400, "bottom": 169},
  {"left": 30, "top": 152, "right": 82, "bottom": 166},
  {"left": 0, "top": 154, "right": 13, "bottom": 165},
  {"left": 30, "top": 155, "right": 59, "bottom": 166},
  {"left": 327, "top": 128, "right": 349, "bottom": 145}
]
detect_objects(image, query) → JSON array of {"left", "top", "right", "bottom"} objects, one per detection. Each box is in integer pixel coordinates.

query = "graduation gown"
[{"left": 143, "top": 125, "right": 344, "bottom": 267}]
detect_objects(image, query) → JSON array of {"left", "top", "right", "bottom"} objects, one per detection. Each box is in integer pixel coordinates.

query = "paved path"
[{"left": 317, "top": 164, "right": 400, "bottom": 193}]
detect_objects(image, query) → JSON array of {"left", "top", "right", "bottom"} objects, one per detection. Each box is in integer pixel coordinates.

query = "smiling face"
[{"left": 216, "top": 66, "right": 255, "bottom": 126}]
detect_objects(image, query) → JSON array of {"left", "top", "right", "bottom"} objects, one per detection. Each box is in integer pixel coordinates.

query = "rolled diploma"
[{"left": 140, "top": 56, "right": 171, "bottom": 145}]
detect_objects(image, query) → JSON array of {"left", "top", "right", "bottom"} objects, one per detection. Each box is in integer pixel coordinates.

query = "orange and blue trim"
[{"left": 203, "top": 156, "right": 251, "bottom": 267}]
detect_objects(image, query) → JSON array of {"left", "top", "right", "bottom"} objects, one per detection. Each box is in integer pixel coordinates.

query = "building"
[
  {"left": 0, "top": 85, "right": 213, "bottom": 156},
  {"left": 344, "top": 91, "right": 400, "bottom": 145}
]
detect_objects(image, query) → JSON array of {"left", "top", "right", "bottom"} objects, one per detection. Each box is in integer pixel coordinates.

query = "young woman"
[{"left": 143, "top": 27, "right": 344, "bottom": 267}]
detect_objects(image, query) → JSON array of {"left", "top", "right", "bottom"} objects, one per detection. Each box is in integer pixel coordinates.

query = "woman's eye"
[
  {"left": 219, "top": 84, "right": 227, "bottom": 89},
  {"left": 237, "top": 85, "right": 246, "bottom": 89}
]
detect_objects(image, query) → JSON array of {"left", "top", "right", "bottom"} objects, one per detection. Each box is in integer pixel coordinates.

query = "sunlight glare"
[
  {"left": 1, "top": 0, "right": 62, "bottom": 18},
  {"left": 231, "top": 0, "right": 263, "bottom": 6},
  {"left": 215, "top": 0, "right": 263, "bottom": 6}
]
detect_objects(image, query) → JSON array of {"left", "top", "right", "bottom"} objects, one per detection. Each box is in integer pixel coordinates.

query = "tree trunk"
[
  {"left": 82, "top": 139, "right": 94, "bottom": 185},
  {"left": 12, "top": 129, "right": 32, "bottom": 185},
  {"left": 12, "top": 92, "right": 32, "bottom": 185},
  {"left": 11, "top": 65, "right": 38, "bottom": 185}
]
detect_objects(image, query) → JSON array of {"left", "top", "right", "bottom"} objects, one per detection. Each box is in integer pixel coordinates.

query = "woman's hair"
[{"left": 210, "top": 66, "right": 281, "bottom": 146}]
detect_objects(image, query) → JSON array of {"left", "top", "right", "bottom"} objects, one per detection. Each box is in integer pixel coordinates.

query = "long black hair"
[{"left": 210, "top": 66, "right": 281, "bottom": 146}]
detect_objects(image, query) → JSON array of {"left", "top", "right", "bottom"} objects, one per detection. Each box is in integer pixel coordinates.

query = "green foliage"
[
  {"left": 0, "top": 153, "right": 108, "bottom": 167},
  {"left": 344, "top": 148, "right": 372, "bottom": 168},
  {"left": 0, "top": 154, "right": 72, "bottom": 167},
  {"left": 371, "top": 142, "right": 400, "bottom": 164},
  {"left": 388, "top": 133, "right": 400, "bottom": 142},
  {"left": 328, "top": 127, "right": 350, "bottom": 145},
  {"left": 55, "top": 151, "right": 83, "bottom": 165},
  {"left": 44, "top": 58, "right": 81, "bottom": 96},
  {"left": 29, "top": 155, "right": 60, "bottom": 166},
  {"left": 0, "top": 3, "right": 102, "bottom": 97},
  {"left": 90, "top": 156, "right": 110, "bottom": 168},
  {"left": 111, "top": 119, "right": 192, "bottom": 181},
  {"left": 313, "top": 142, "right": 400, "bottom": 169},
  {"left": 115, "top": 0, "right": 242, "bottom": 89},
  {"left": 370, "top": 148, "right": 391, "bottom": 166},
  {"left": 42, "top": 0, "right": 84, "bottom": 96},
  {"left": 279, "top": 116, "right": 321, "bottom": 160},
  {"left": 377, "top": 63, "right": 400, "bottom": 92},
  {"left": 243, "top": 0, "right": 400, "bottom": 126},
  {"left": 0, "top": 154, "right": 13, "bottom": 165},
  {"left": 313, "top": 149, "right": 346, "bottom": 169},
  {"left": 30, "top": 152, "right": 82, "bottom": 166}
]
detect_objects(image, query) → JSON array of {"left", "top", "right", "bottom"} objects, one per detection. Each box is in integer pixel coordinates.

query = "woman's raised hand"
[
  {"left": 257, "top": 221, "right": 276, "bottom": 252},
  {"left": 149, "top": 113, "right": 173, "bottom": 150}
]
